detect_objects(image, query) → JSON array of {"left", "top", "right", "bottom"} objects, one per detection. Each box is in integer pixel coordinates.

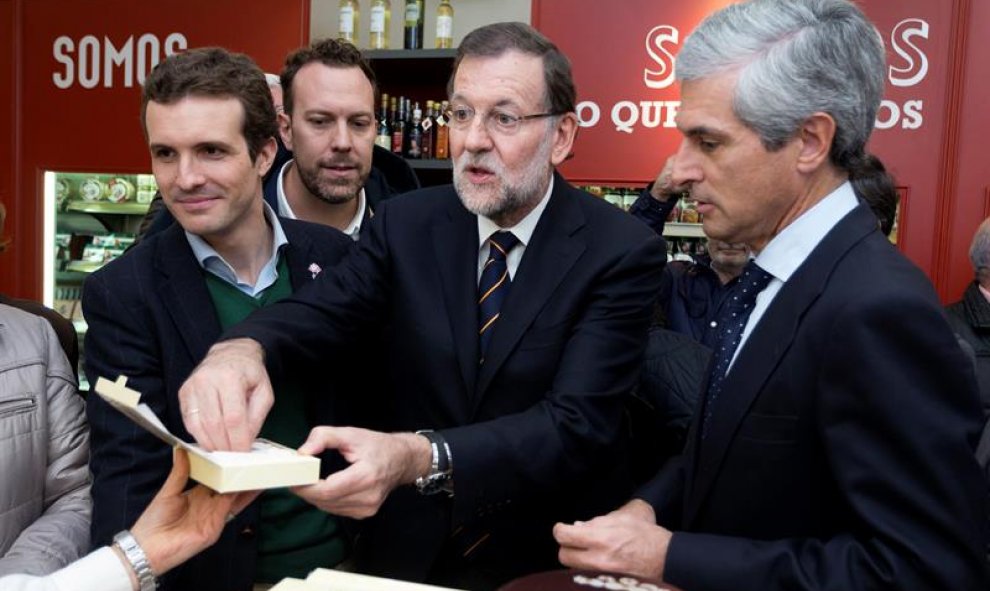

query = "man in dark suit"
[
  {"left": 176, "top": 22, "right": 666, "bottom": 590},
  {"left": 555, "top": 1, "right": 990, "bottom": 589},
  {"left": 83, "top": 48, "right": 354, "bottom": 590}
]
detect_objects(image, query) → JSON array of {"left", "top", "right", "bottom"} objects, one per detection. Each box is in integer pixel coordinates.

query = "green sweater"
[{"left": 204, "top": 259, "right": 347, "bottom": 583}]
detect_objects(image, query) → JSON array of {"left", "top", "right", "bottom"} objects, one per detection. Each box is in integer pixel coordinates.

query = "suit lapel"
[
  {"left": 154, "top": 225, "right": 222, "bottom": 363},
  {"left": 475, "top": 178, "right": 587, "bottom": 404},
  {"left": 280, "top": 221, "right": 319, "bottom": 289},
  {"left": 431, "top": 192, "right": 482, "bottom": 398},
  {"left": 684, "top": 205, "right": 877, "bottom": 526}
]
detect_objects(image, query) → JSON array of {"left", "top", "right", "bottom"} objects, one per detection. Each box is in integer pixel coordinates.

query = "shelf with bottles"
[
  {"left": 375, "top": 92, "right": 453, "bottom": 186},
  {"left": 338, "top": 0, "right": 456, "bottom": 51}
]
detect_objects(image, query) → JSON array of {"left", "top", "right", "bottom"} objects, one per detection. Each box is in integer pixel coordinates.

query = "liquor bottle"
[
  {"left": 402, "top": 97, "right": 415, "bottom": 157},
  {"left": 376, "top": 93, "right": 392, "bottom": 149},
  {"left": 369, "top": 0, "right": 391, "bottom": 50},
  {"left": 435, "top": 0, "right": 454, "bottom": 49},
  {"left": 420, "top": 100, "right": 434, "bottom": 159},
  {"left": 435, "top": 100, "right": 450, "bottom": 159},
  {"left": 391, "top": 96, "right": 405, "bottom": 154},
  {"left": 403, "top": 0, "right": 425, "bottom": 50},
  {"left": 338, "top": 0, "right": 359, "bottom": 44},
  {"left": 408, "top": 103, "right": 423, "bottom": 159}
]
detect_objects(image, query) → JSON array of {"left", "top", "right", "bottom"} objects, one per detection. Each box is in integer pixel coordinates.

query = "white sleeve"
[{"left": 0, "top": 547, "right": 133, "bottom": 591}]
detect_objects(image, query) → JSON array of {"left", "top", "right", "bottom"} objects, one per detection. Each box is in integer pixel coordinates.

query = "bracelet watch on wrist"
[
  {"left": 113, "top": 530, "right": 158, "bottom": 591},
  {"left": 414, "top": 429, "right": 453, "bottom": 496}
]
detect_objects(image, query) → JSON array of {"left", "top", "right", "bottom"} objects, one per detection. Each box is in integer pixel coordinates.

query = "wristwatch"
[
  {"left": 113, "top": 530, "right": 158, "bottom": 591},
  {"left": 415, "top": 430, "right": 454, "bottom": 496}
]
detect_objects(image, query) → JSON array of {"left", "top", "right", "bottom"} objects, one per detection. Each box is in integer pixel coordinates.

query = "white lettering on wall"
[
  {"left": 51, "top": 33, "right": 188, "bottom": 89},
  {"left": 888, "top": 18, "right": 929, "bottom": 88},
  {"left": 643, "top": 25, "right": 679, "bottom": 90}
]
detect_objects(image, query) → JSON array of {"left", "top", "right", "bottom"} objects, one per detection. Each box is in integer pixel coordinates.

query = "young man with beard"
[
  {"left": 83, "top": 48, "right": 354, "bottom": 590},
  {"left": 174, "top": 22, "right": 666, "bottom": 590},
  {"left": 272, "top": 39, "right": 387, "bottom": 240}
]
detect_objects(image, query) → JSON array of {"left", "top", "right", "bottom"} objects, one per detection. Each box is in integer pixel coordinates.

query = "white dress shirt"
[
  {"left": 728, "top": 181, "right": 858, "bottom": 371},
  {"left": 276, "top": 159, "right": 367, "bottom": 241},
  {"left": 475, "top": 176, "right": 555, "bottom": 283}
]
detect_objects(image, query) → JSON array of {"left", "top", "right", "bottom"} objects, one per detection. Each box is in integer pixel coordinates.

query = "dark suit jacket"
[
  {"left": 638, "top": 204, "right": 989, "bottom": 590},
  {"left": 223, "top": 175, "right": 667, "bottom": 586},
  {"left": 83, "top": 219, "right": 353, "bottom": 591}
]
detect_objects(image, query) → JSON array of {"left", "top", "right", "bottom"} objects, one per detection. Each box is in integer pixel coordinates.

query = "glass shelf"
[{"left": 65, "top": 201, "right": 151, "bottom": 215}]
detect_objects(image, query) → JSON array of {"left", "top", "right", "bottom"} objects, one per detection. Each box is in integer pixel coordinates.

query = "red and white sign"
[{"left": 533, "top": 0, "right": 954, "bottom": 283}]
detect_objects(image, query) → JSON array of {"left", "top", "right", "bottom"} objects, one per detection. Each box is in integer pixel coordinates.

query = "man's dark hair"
[
  {"left": 280, "top": 38, "right": 378, "bottom": 116},
  {"left": 448, "top": 22, "right": 576, "bottom": 115},
  {"left": 141, "top": 47, "right": 276, "bottom": 163},
  {"left": 850, "top": 153, "right": 899, "bottom": 237}
]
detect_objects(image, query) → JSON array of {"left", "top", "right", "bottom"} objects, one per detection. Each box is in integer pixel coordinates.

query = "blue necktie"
[
  {"left": 478, "top": 231, "right": 519, "bottom": 361},
  {"left": 701, "top": 260, "right": 774, "bottom": 438}
]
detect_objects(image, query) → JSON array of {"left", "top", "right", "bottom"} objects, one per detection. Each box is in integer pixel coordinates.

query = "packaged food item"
[
  {"left": 136, "top": 174, "right": 157, "bottom": 204},
  {"left": 55, "top": 177, "right": 72, "bottom": 207},
  {"left": 680, "top": 198, "right": 700, "bottom": 223},
  {"left": 79, "top": 177, "right": 107, "bottom": 201},
  {"left": 107, "top": 178, "right": 136, "bottom": 203}
]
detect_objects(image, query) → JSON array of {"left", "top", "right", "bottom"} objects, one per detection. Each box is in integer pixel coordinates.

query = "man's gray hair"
[
  {"left": 970, "top": 219, "right": 990, "bottom": 280},
  {"left": 676, "top": 0, "right": 885, "bottom": 170}
]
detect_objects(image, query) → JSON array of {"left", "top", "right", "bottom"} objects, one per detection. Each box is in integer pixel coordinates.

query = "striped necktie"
[
  {"left": 478, "top": 231, "right": 519, "bottom": 361},
  {"left": 701, "top": 260, "right": 774, "bottom": 438}
]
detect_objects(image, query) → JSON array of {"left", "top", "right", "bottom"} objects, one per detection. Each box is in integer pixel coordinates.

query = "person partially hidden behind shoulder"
[
  {"left": 554, "top": 0, "right": 990, "bottom": 589},
  {"left": 0, "top": 449, "right": 257, "bottom": 591},
  {"left": 0, "top": 304, "right": 89, "bottom": 578}
]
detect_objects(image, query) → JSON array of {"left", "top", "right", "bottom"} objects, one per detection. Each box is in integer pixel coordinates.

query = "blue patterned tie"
[
  {"left": 701, "top": 260, "right": 774, "bottom": 438},
  {"left": 478, "top": 231, "right": 519, "bottom": 361}
]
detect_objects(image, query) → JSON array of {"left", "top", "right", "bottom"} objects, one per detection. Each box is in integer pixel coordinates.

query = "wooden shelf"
[
  {"left": 406, "top": 159, "right": 452, "bottom": 170},
  {"left": 364, "top": 48, "right": 457, "bottom": 60}
]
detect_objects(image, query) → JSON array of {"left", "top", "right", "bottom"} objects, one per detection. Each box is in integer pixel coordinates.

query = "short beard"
[
  {"left": 297, "top": 162, "right": 361, "bottom": 205},
  {"left": 454, "top": 129, "right": 554, "bottom": 224}
]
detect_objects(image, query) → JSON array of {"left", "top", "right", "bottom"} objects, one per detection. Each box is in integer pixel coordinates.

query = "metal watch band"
[
  {"left": 415, "top": 430, "right": 453, "bottom": 496},
  {"left": 113, "top": 530, "right": 158, "bottom": 591}
]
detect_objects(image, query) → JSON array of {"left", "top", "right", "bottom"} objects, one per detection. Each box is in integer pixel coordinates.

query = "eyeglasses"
[{"left": 444, "top": 105, "right": 560, "bottom": 136}]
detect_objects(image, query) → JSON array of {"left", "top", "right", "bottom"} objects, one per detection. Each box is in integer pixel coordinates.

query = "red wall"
[
  {"left": 1, "top": 0, "right": 309, "bottom": 300},
  {"left": 943, "top": 0, "right": 990, "bottom": 302},
  {"left": 533, "top": 0, "right": 982, "bottom": 301},
  {"left": 0, "top": 0, "right": 15, "bottom": 287}
]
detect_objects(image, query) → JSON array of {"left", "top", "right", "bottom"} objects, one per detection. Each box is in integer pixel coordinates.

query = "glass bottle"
[
  {"left": 338, "top": 0, "right": 359, "bottom": 44},
  {"left": 408, "top": 103, "right": 423, "bottom": 159},
  {"left": 435, "top": 100, "right": 450, "bottom": 159},
  {"left": 369, "top": 0, "right": 391, "bottom": 50},
  {"left": 403, "top": 0, "right": 425, "bottom": 50},
  {"left": 376, "top": 93, "right": 392, "bottom": 149},
  {"left": 391, "top": 96, "right": 405, "bottom": 154},
  {"left": 435, "top": 0, "right": 454, "bottom": 48},
  {"left": 420, "top": 100, "right": 434, "bottom": 159}
]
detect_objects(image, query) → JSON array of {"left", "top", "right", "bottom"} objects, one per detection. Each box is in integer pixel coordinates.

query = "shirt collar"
[
  {"left": 277, "top": 159, "right": 366, "bottom": 241},
  {"left": 185, "top": 201, "right": 288, "bottom": 296},
  {"left": 754, "top": 181, "right": 858, "bottom": 284},
  {"left": 477, "top": 175, "right": 554, "bottom": 250}
]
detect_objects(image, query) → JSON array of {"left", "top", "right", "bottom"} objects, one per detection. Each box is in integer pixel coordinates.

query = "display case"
[{"left": 43, "top": 170, "right": 155, "bottom": 389}]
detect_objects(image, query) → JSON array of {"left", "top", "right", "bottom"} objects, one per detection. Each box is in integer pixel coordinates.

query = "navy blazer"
[
  {"left": 638, "top": 204, "right": 989, "bottom": 590},
  {"left": 223, "top": 175, "right": 667, "bottom": 585},
  {"left": 83, "top": 218, "right": 353, "bottom": 591}
]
